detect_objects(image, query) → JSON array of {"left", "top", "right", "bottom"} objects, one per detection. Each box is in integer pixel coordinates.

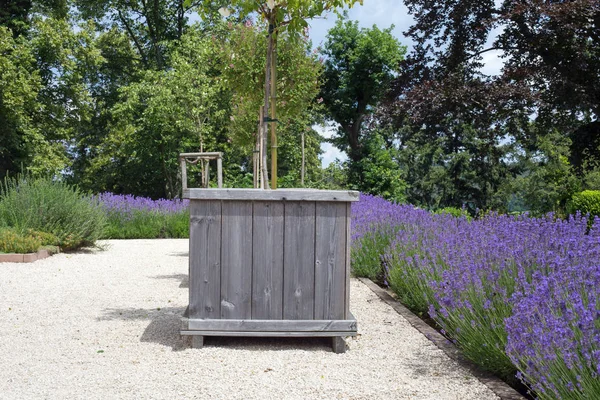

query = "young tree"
[
  {"left": 221, "top": 21, "right": 323, "bottom": 188},
  {"left": 195, "top": 0, "right": 362, "bottom": 188}
]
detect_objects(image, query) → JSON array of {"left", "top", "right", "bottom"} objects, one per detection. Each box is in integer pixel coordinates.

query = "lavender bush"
[
  {"left": 351, "top": 194, "right": 600, "bottom": 396},
  {"left": 506, "top": 247, "right": 600, "bottom": 399},
  {"left": 97, "top": 193, "right": 189, "bottom": 239}
]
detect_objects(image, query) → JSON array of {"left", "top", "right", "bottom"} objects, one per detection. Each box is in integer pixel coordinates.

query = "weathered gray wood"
[
  {"left": 217, "top": 158, "right": 223, "bottom": 188},
  {"left": 180, "top": 152, "right": 223, "bottom": 159},
  {"left": 315, "top": 202, "right": 347, "bottom": 320},
  {"left": 180, "top": 158, "right": 188, "bottom": 192},
  {"left": 184, "top": 189, "right": 360, "bottom": 202},
  {"left": 220, "top": 201, "right": 253, "bottom": 319},
  {"left": 345, "top": 202, "right": 352, "bottom": 319},
  {"left": 191, "top": 335, "right": 204, "bottom": 348},
  {"left": 181, "top": 331, "right": 354, "bottom": 337},
  {"left": 331, "top": 337, "right": 346, "bottom": 353},
  {"left": 252, "top": 201, "right": 284, "bottom": 319},
  {"left": 283, "top": 202, "right": 316, "bottom": 319},
  {"left": 186, "top": 318, "right": 357, "bottom": 332},
  {"left": 189, "top": 200, "right": 222, "bottom": 319}
]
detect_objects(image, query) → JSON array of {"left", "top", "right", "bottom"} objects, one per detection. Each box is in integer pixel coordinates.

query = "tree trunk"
[
  {"left": 261, "top": 24, "right": 275, "bottom": 189},
  {"left": 301, "top": 130, "right": 305, "bottom": 186},
  {"left": 270, "top": 32, "right": 278, "bottom": 189}
]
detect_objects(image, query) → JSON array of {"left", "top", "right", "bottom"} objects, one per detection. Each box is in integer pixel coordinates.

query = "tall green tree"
[
  {"left": 319, "top": 18, "right": 406, "bottom": 193},
  {"left": 75, "top": 0, "right": 202, "bottom": 69},
  {"left": 88, "top": 28, "right": 228, "bottom": 198},
  {"left": 0, "top": 27, "right": 41, "bottom": 176},
  {"left": 382, "top": 0, "right": 599, "bottom": 212}
]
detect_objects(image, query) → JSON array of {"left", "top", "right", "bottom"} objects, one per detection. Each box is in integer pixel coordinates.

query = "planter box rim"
[{"left": 184, "top": 188, "right": 360, "bottom": 202}]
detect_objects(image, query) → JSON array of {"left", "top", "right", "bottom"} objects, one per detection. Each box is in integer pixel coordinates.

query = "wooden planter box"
[{"left": 181, "top": 189, "right": 359, "bottom": 352}]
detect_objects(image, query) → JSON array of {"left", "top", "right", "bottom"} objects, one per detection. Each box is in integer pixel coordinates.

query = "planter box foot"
[
  {"left": 191, "top": 335, "right": 204, "bottom": 349},
  {"left": 331, "top": 337, "right": 346, "bottom": 354}
]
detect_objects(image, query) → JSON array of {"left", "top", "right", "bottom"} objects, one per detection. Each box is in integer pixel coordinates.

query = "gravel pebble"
[{"left": 0, "top": 239, "right": 499, "bottom": 399}]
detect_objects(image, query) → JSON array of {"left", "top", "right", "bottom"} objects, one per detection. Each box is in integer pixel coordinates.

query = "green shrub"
[
  {"left": 0, "top": 228, "right": 42, "bottom": 253},
  {"left": 433, "top": 206, "right": 472, "bottom": 220},
  {"left": 567, "top": 190, "right": 600, "bottom": 226},
  {"left": 0, "top": 176, "right": 107, "bottom": 250}
]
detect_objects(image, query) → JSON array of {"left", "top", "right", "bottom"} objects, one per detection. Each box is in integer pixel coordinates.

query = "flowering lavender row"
[
  {"left": 351, "top": 194, "right": 600, "bottom": 398},
  {"left": 97, "top": 193, "right": 189, "bottom": 216}
]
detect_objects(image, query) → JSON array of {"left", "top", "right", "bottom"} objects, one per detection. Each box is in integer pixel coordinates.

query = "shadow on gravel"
[
  {"left": 168, "top": 252, "right": 189, "bottom": 257},
  {"left": 98, "top": 306, "right": 189, "bottom": 351},
  {"left": 98, "top": 306, "right": 335, "bottom": 353},
  {"left": 152, "top": 274, "right": 188, "bottom": 288},
  {"left": 200, "top": 336, "right": 333, "bottom": 352}
]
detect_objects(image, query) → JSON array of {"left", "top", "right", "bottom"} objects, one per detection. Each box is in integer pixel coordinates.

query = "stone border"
[
  {"left": 0, "top": 249, "right": 52, "bottom": 263},
  {"left": 358, "top": 277, "right": 525, "bottom": 400}
]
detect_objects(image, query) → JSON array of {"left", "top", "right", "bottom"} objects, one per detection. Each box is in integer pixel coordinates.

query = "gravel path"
[{"left": 0, "top": 240, "right": 498, "bottom": 399}]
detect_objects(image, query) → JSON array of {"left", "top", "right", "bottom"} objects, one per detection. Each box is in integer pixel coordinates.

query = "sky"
[{"left": 306, "top": 0, "right": 505, "bottom": 167}]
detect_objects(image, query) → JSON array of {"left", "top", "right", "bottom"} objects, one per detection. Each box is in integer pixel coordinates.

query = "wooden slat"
[
  {"left": 180, "top": 152, "right": 223, "bottom": 158},
  {"left": 181, "top": 331, "right": 355, "bottom": 337},
  {"left": 189, "top": 200, "right": 222, "bottom": 319},
  {"left": 186, "top": 318, "right": 357, "bottom": 332},
  {"left": 220, "top": 201, "right": 253, "bottom": 319},
  {"left": 345, "top": 202, "right": 352, "bottom": 319},
  {"left": 184, "top": 188, "right": 360, "bottom": 202},
  {"left": 252, "top": 201, "right": 284, "bottom": 319},
  {"left": 283, "top": 201, "right": 316, "bottom": 319},
  {"left": 314, "top": 202, "right": 347, "bottom": 320},
  {"left": 217, "top": 158, "right": 223, "bottom": 188},
  {"left": 180, "top": 158, "right": 188, "bottom": 192}
]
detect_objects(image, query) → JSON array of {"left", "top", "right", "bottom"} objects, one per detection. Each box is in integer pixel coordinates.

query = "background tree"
[
  {"left": 319, "top": 18, "right": 406, "bottom": 194},
  {"left": 87, "top": 29, "right": 228, "bottom": 198},
  {"left": 381, "top": 0, "right": 599, "bottom": 212},
  {"left": 0, "top": 27, "right": 41, "bottom": 176}
]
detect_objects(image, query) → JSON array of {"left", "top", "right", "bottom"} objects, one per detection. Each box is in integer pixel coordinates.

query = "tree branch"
[{"left": 117, "top": 9, "right": 149, "bottom": 68}]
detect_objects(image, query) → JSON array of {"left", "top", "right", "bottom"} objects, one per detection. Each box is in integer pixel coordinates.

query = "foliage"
[
  {"left": 223, "top": 22, "right": 322, "bottom": 145},
  {"left": 500, "top": 129, "right": 581, "bottom": 216},
  {"left": 567, "top": 190, "right": 600, "bottom": 227},
  {"left": 351, "top": 194, "right": 600, "bottom": 392},
  {"left": 89, "top": 28, "right": 229, "bottom": 198},
  {"left": 196, "top": 0, "right": 362, "bottom": 35},
  {"left": 320, "top": 18, "right": 406, "bottom": 178},
  {"left": 353, "top": 133, "right": 406, "bottom": 203},
  {"left": 0, "top": 175, "right": 107, "bottom": 250},
  {"left": 432, "top": 206, "right": 471, "bottom": 220},
  {"left": 98, "top": 193, "right": 189, "bottom": 239},
  {"left": 75, "top": 0, "right": 201, "bottom": 69},
  {"left": 0, "top": 228, "right": 43, "bottom": 254},
  {"left": 318, "top": 159, "right": 348, "bottom": 190},
  {"left": 0, "top": 27, "right": 42, "bottom": 177},
  {"left": 381, "top": 0, "right": 599, "bottom": 213}
]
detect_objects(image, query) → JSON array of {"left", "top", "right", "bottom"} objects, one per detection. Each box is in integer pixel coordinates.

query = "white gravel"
[{"left": 0, "top": 239, "right": 498, "bottom": 399}]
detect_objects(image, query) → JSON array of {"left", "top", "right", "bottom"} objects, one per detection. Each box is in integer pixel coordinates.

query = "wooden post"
[
  {"left": 270, "top": 33, "right": 278, "bottom": 189},
  {"left": 259, "top": 108, "right": 266, "bottom": 189},
  {"left": 180, "top": 157, "right": 188, "bottom": 193},
  {"left": 217, "top": 157, "right": 223, "bottom": 188},
  {"left": 301, "top": 130, "right": 305, "bottom": 186}
]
